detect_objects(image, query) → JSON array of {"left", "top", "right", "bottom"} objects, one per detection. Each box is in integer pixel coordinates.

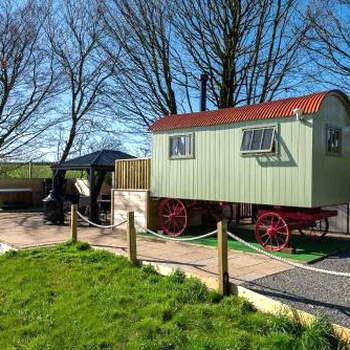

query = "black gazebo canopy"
[{"left": 52, "top": 149, "right": 134, "bottom": 223}]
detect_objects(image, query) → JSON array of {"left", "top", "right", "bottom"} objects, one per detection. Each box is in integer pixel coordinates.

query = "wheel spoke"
[
  {"left": 262, "top": 218, "right": 270, "bottom": 227},
  {"left": 178, "top": 208, "right": 185, "bottom": 215},
  {"left": 277, "top": 233, "right": 286, "bottom": 244},
  {"left": 159, "top": 199, "right": 187, "bottom": 236},
  {"left": 275, "top": 224, "right": 287, "bottom": 231},
  {"left": 262, "top": 235, "right": 270, "bottom": 245},
  {"left": 275, "top": 235, "right": 281, "bottom": 246},
  {"left": 173, "top": 219, "right": 180, "bottom": 231},
  {"left": 275, "top": 217, "right": 281, "bottom": 228},
  {"left": 255, "top": 213, "right": 290, "bottom": 252}
]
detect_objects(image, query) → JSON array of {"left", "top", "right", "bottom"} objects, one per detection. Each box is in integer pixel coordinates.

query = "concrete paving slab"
[{"left": 0, "top": 212, "right": 293, "bottom": 285}]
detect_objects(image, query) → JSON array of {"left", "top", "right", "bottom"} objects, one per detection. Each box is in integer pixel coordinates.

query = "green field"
[
  {"left": 0, "top": 164, "right": 85, "bottom": 179},
  {"left": 0, "top": 242, "right": 345, "bottom": 349}
]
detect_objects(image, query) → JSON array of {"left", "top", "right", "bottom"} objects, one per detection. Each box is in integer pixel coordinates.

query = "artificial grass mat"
[
  {"left": 144, "top": 225, "right": 350, "bottom": 263},
  {"left": 0, "top": 241, "right": 346, "bottom": 350}
]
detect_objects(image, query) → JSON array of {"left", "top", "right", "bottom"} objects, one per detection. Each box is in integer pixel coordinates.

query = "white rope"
[
  {"left": 145, "top": 228, "right": 217, "bottom": 241},
  {"left": 227, "top": 231, "right": 350, "bottom": 277},
  {"left": 77, "top": 211, "right": 126, "bottom": 229}
]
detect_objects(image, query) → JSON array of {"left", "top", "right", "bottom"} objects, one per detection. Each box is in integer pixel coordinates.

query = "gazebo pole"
[{"left": 89, "top": 167, "right": 98, "bottom": 224}]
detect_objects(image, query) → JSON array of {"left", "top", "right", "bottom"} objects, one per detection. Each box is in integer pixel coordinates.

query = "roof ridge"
[
  {"left": 150, "top": 90, "right": 347, "bottom": 132},
  {"left": 165, "top": 90, "right": 331, "bottom": 118},
  {"left": 91, "top": 149, "right": 104, "bottom": 166}
]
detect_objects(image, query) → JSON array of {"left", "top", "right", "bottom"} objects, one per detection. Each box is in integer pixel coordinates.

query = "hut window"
[
  {"left": 327, "top": 127, "right": 341, "bottom": 154},
  {"left": 241, "top": 127, "right": 276, "bottom": 154},
  {"left": 169, "top": 134, "right": 193, "bottom": 158}
]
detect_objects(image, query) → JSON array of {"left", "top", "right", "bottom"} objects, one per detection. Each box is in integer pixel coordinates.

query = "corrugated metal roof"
[{"left": 149, "top": 90, "right": 340, "bottom": 132}]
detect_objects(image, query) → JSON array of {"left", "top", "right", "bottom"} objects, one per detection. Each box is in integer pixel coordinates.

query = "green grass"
[
  {"left": 162, "top": 226, "right": 350, "bottom": 263},
  {"left": 0, "top": 242, "right": 346, "bottom": 350},
  {"left": 0, "top": 164, "right": 84, "bottom": 179}
]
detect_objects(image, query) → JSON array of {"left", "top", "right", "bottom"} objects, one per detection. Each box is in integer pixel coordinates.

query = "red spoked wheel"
[
  {"left": 158, "top": 198, "right": 188, "bottom": 236},
  {"left": 255, "top": 212, "right": 290, "bottom": 252}
]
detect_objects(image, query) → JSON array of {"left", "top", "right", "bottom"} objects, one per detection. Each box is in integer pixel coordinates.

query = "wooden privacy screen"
[{"left": 115, "top": 158, "right": 151, "bottom": 190}]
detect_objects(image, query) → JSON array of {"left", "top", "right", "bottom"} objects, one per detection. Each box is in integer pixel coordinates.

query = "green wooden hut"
[{"left": 150, "top": 90, "right": 350, "bottom": 209}]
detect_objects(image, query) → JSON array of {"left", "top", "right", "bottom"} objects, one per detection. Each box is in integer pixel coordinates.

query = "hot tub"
[{"left": 0, "top": 188, "right": 32, "bottom": 208}]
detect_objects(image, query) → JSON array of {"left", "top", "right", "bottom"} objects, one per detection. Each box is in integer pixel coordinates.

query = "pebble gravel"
[{"left": 242, "top": 248, "right": 350, "bottom": 328}]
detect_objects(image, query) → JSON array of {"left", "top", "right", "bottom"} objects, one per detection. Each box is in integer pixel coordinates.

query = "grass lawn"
[
  {"left": 0, "top": 242, "right": 346, "bottom": 349},
  {"left": 161, "top": 226, "right": 350, "bottom": 263}
]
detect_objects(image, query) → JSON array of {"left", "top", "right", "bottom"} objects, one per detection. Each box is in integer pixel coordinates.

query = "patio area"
[{"left": 0, "top": 211, "right": 292, "bottom": 285}]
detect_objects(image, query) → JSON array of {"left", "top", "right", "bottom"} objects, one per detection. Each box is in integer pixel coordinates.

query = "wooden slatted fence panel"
[{"left": 115, "top": 158, "right": 151, "bottom": 190}]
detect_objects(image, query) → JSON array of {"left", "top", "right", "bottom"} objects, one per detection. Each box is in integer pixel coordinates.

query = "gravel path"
[{"left": 242, "top": 248, "right": 350, "bottom": 328}]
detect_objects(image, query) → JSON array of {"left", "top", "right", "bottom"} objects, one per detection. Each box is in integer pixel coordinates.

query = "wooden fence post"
[
  {"left": 127, "top": 211, "right": 137, "bottom": 265},
  {"left": 217, "top": 220, "right": 229, "bottom": 296},
  {"left": 71, "top": 204, "right": 78, "bottom": 242},
  {"left": 28, "top": 161, "right": 32, "bottom": 179}
]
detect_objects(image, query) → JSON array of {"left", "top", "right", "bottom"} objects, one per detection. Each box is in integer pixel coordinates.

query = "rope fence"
[
  {"left": 227, "top": 230, "right": 350, "bottom": 278},
  {"left": 69, "top": 202, "right": 350, "bottom": 296},
  {"left": 76, "top": 211, "right": 126, "bottom": 229},
  {"left": 144, "top": 226, "right": 350, "bottom": 278},
  {"left": 144, "top": 228, "right": 217, "bottom": 241}
]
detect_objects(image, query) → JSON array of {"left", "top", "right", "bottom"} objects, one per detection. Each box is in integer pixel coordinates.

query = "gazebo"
[{"left": 51, "top": 149, "right": 134, "bottom": 223}]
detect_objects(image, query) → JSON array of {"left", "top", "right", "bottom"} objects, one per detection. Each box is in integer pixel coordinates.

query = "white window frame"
[
  {"left": 240, "top": 126, "right": 277, "bottom": 155},
  {"left": 326, "top": 125, "right": 342, "bottom": 155},
  {"left": 169, "top": 133, "right": 194, "bottom": 159}
]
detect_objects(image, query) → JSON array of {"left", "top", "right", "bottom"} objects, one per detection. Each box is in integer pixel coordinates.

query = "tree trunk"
[{"left": 59, "top": 120, "right": 77, "bottom": 163}]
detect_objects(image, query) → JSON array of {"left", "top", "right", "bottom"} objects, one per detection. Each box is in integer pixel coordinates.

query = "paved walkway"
[{"left": 0, "top": 212, "right": 292, "bottom": 285}]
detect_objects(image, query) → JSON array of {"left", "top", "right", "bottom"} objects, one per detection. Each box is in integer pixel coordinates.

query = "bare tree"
[
  {"left": 0, "top": 0, "right": 58, "bottom": 160},
  {"left": 101, "top": 0, "right": 183, "bottom": 129},
  {"left": 175, "top": 0, "right": 308, "bottom": 108},
  {"left": 101, "top": 0, "right": 308, "bottom": 139},
  {"left": 305, "top": 0, "right": 350, "bottom": 93},
  {"left": 47, "top": 0, "right": 114, "bottom": 163}
]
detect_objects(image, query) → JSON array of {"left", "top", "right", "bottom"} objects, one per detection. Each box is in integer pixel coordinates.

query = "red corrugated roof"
[{"left": 149, "top": 91, "right": 334, "bottom": 132}]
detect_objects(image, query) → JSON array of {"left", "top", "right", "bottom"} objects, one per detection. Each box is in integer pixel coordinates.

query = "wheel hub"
[{"left": 267, "top": 226, "right": 277, "bottom": 236}]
